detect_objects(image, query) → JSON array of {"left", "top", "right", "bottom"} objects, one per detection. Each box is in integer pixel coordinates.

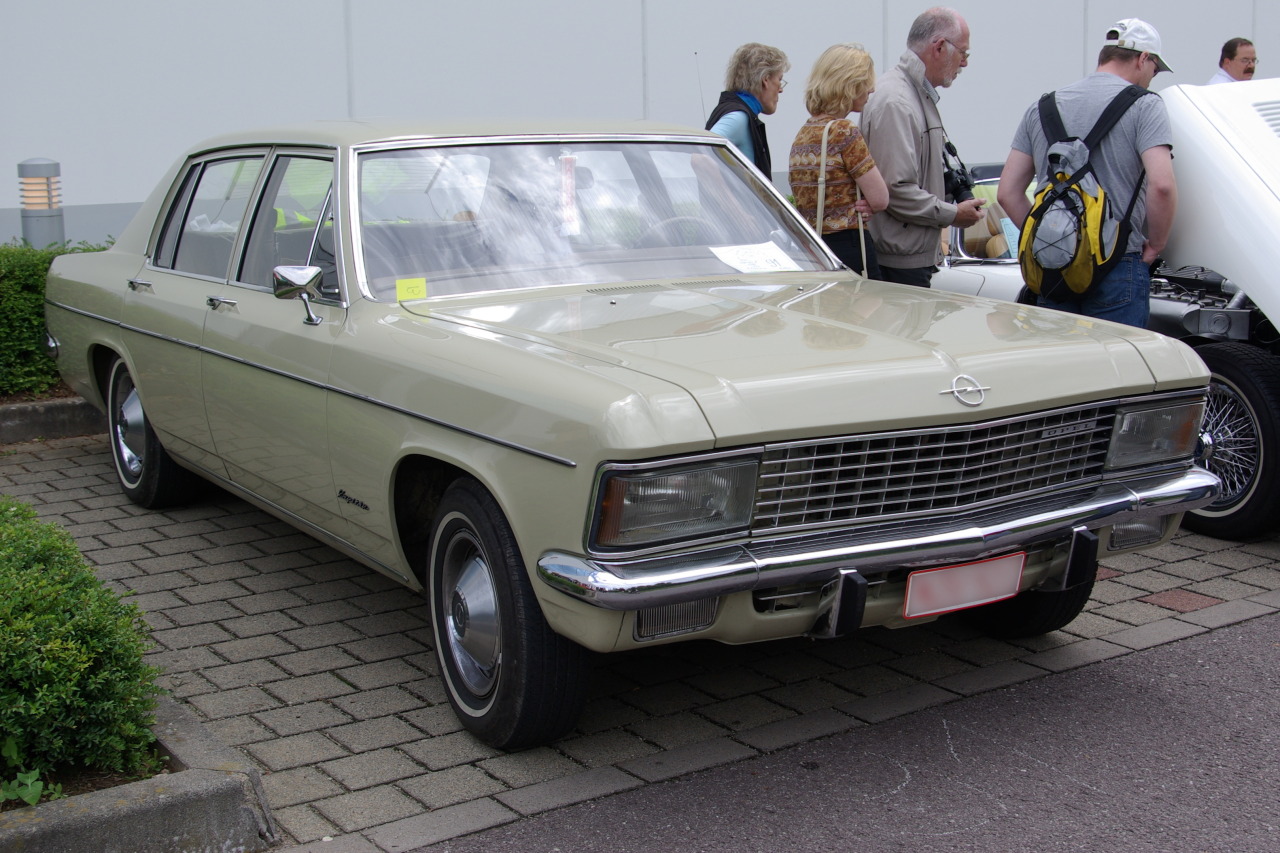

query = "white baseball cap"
[{"left": 1105, "top": 18, "right": 1173, "bottom": 73}]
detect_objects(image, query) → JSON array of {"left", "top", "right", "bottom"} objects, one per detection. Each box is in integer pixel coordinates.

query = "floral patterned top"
[{"left": 788, "top": 116, "right": 876, "bottom": 234}]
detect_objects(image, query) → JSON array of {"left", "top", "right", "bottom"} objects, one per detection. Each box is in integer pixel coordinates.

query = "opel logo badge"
[{"left": 940, "top": 374, "right": 990, "bottom": 407}]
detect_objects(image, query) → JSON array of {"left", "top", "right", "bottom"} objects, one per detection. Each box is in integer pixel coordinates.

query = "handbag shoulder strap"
[{"left": 815, "top": 120, "right": 838, "bottom": 232}]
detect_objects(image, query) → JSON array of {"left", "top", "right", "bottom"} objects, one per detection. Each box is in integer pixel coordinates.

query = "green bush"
[
  {"left": 0, "top": 242, "right": 108, "bottom": 397},
  {"left": 0, "top": 496, "right": 161, "bottom": 774}
]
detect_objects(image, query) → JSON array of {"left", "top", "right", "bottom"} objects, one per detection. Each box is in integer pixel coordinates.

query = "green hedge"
[
  {"left": 0, "top": 243, "right": 108, "bottom": 397},
  {"left": 0, "top": 496, "right": 160, "bottom": 774}
]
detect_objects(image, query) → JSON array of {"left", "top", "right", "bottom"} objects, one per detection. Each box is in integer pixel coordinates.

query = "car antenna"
[{"left": 694, "top": 51, "right": 705, "bottom": 117}]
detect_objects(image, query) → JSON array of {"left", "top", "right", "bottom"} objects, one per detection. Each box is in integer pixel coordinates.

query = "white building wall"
[{"left": 0, "top": 0, "right": 1269, "bottom": 242}]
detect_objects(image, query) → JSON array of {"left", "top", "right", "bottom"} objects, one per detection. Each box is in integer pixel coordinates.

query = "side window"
[
  {"left": 153, "top": 166, "right": 199, "bottom": 269},
  {"left": 240, "top": 156, "right": 335, "bottom": 290},
  {"left": 170, "top": 157, "right": 264, "bottom": 279}
]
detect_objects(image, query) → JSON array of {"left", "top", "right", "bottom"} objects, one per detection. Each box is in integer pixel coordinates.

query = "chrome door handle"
[
  {"left": 206, "top": 296, "right": 238, "bottom": 309},
  {"left": 127, "top": 278, "right": 153, "bottom": 291}
]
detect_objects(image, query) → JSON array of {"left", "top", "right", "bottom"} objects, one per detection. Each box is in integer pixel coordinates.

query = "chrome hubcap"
[
  {"left": 1203, "top": 378, "right": 1260, "bottom": 508},
  {"left": 443, "top": 534, "right": 501, "bottom": 697},
  {"left": 113, "top": 374, "right": 146, "bottom": 481}
]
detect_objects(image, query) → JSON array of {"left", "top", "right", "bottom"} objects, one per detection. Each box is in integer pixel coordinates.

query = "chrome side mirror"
[{"left": 273, "top": 265, "right": 324, "bottom": 326}]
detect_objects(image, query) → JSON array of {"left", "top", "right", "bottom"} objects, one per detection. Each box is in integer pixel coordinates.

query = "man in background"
[
  {"left": 860, "top": 7, "right": 986, "bottom": 287},
  {"left": 1208, "top": 37, "right": 1257, "bottom": 84}
]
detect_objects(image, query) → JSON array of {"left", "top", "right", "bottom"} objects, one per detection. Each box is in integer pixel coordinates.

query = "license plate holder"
[{"left": 903, "top": 553, "right": 1026, "bottom": 619}]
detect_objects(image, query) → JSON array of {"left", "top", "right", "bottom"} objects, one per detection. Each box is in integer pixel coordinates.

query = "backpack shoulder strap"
[
  {"left": 1036, "top": 92, "right": 1068, "bottom": 144},
  {"left": 1082, "top": 85, "right": 1150, "bottom": 150}
]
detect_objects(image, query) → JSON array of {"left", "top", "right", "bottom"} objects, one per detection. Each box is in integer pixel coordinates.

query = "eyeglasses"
[
  {"left": 778, "top": 77, "right": 789, "bottom": 91},
  {"left": 943, "top": 38, "right": 970, "bottom": 61},
  {"left": 1237, "top": 57, "right": 1259, "bottom": 66}
]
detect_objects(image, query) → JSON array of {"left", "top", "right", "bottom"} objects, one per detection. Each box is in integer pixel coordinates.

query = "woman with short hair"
[
  {"left": 788, "top": 43, "right": 890, "bottom": 278},
  {"left": 706, "top": 43, "right": 790, "bottom": 176}
]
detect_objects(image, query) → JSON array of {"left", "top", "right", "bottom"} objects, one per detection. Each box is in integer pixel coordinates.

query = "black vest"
[{"left": 706, "top": 92, "right": 771, "bottom": 176}]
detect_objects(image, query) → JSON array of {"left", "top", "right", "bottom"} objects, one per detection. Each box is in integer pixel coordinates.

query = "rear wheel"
[
  {"left": 427, "top": 478, "right": 589, "bottom": 749},
  {"left": 105, "top": 357, "right": 196, "bottom": 508},
  {"left": 963, "top": 581, "right": 1094, "bottom": 638},
  {"left": 1182, "top": 343, "right": 1280, "bottom": 540}
]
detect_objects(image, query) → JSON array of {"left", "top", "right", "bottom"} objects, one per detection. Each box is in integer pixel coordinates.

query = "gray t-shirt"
[{"left": 1012, "top": 72, "right": 1172, "bottom": 254}]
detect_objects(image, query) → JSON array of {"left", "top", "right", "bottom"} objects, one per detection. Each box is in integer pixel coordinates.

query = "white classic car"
[
  {"left": 45, "top": 120, "right": 1217, "bottom": 748},
  {"left": 935, "top": 78, "right": 1280, "bottom": 542}
]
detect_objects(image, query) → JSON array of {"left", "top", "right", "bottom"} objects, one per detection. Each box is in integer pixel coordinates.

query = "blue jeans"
[{"left": 1037, "top": 253, "right": 1150, "bottom": 329}]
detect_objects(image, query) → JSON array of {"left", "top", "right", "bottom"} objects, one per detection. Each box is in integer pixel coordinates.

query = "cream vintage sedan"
[{"left": 45, "top": 121, "right": 1217, "bottom": 748}]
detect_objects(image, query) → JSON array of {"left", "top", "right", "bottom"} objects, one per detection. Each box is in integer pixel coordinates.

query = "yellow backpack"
[{"left": 1019, "top": 85, "right": 1150, "bottom": 301}]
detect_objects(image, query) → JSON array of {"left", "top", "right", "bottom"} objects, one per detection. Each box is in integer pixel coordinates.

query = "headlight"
[
  {"left": 1106, "top": 400, "right": 1205, "bottom": 469},
  {"left": 593, "top": 458, "right": 758, "bottom": 550}
]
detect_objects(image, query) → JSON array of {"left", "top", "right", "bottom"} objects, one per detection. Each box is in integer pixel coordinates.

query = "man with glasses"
[
  {"left": 861, "top": 7, "right": 987, "bottom": 287},
  {"left": 996, "top": 18, "right": 1176, "bottom": 328},
  {"left": 1209, "top": 37, "right": 1257, "bottom": 84}
]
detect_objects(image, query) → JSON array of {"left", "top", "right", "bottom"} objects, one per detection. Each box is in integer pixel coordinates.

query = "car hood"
[{"left": 408, "top": 274, "right": 1205, "bottom": 444}]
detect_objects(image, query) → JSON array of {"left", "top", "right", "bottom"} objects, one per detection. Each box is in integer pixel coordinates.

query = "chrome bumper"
[{"left": 537, "top": 467, "right": 1219, "bottom": 611}]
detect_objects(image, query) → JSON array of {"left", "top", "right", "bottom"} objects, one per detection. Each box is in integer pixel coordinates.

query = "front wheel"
[
  {"left": 963, "top": 581, "right": 1094, "bottom": 638},
  {"left": 105, "top": 357, "right": 196, "bottom": 508},
  {"left": 427, "top": 479, "right": 589, "bottom": 749},
  {"left": 1182, "top": 343, "right": 1280, "bottom": 540}
]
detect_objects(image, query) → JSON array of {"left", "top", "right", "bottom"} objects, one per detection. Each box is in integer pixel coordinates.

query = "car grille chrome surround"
[{"left": 753, "top": 403, "right": 1118, "bottom": 534}]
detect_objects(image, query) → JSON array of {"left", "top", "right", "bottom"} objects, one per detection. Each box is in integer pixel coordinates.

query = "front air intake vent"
[{"left": 1254, "top": 100, "right": 1280, "bottom": 137}]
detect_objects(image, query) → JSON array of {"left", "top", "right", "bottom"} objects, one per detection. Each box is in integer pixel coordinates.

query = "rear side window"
[{"left": 154, "top": 156, "right": 264, "bottom": 279}]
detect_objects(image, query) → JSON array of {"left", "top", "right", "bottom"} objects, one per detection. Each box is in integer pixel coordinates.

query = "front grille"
[{"left": 753, "top": 403, "right": 1116, "bottom": 533}]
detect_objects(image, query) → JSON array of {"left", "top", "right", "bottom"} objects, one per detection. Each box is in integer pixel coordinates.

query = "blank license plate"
[{"left": 903, "top": 553, "right": 1026, "bottom": 619}]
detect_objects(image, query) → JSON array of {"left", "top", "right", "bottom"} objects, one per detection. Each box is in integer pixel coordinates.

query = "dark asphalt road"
[{"left": 426, "top": 612, "right": 1280, "bottom": 853}]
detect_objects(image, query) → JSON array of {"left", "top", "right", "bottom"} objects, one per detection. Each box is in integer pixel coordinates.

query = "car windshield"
[{"left": 356, "top": 140, "right": 835, "bottom": 301}]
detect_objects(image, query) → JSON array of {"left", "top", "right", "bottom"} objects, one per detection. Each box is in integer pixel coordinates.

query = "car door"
[
  {"left": 200, "top": 151, "right": 346, "bottom": 531},
  {"left": 124, "top": 152, "right": 268, "bottom": 477}
]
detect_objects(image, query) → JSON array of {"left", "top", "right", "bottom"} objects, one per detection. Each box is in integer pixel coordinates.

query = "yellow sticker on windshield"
[{"left": 395, "top": 277, "right": 428, "bottom": 301}]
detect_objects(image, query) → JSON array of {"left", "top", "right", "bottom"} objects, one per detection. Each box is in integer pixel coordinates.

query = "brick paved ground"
[{"left": 4, "top": 433, "right": 1279, "bottom": 851}]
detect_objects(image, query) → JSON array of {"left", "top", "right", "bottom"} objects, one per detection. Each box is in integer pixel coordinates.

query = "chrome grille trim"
[{"left": 753, "top": 403, "right": 1116, "bottom": 534}]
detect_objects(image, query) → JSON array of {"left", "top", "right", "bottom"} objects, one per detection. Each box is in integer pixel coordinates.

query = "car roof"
[{"left": 188, "top": 119, "right": 722, "bottom": 155}]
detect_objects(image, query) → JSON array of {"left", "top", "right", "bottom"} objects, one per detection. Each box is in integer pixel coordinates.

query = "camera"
[{"left": 942, "top": 140, "right": 975, "bottom": 203}]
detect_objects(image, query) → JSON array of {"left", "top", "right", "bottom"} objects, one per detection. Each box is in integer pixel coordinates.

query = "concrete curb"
[
  {"left": 0, "top": 396, "right": 106, "bottom": 443},
  {"left": 0, "top": 696, "right": 279, "bottom": 853}
]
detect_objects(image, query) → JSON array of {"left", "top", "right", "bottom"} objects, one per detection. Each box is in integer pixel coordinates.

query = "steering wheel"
[{"left": 632, "top": 215, "right": 728, "bottom": 249}]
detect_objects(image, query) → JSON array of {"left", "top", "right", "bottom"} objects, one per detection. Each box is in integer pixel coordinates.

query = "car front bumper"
[{"left": 537, "top": 467, "right": 1219, "bottom": 611}]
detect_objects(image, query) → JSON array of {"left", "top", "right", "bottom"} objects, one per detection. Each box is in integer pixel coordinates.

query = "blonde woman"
[{"left": 789, "top": 43, "right": 889, "bottom": 277}]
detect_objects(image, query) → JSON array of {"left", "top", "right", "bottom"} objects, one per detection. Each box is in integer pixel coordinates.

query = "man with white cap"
[{"left": 997, "top": 18, "right": 1177, "bottom": 328}]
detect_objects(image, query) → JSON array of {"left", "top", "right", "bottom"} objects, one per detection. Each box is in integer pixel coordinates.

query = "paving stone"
[
  {"left": 240, "top": 569, "right": 311, "bottom": 594},
  {"left": 1250, "top": 589, "right": 1280, "bottom": 607},
  {"left": 1105, "top": 618, "right": 1207, "bottom": 650},
  {"left": 220, "top": 611, "right": 305, "bottom": 638},
  {"left": 400, "top": 731, "right": 503, "bottom": 771},
  {"left": 204, "top": 714, "right": 277, "bottom": 747},
  {"left": 761, "top": 677, "right": 858, "bottom": 713},
  {"left": 1139, "top": 589, "right": 1224, "bottom": 613},
  {"left": 233, "top": 589, "right": 310, "bottom": 614},
  {"left": 1200, "top": 549, "right": 1275, "bottom": 570},
  {"left": 327, "top": 717, "right": 423, "bottom": 752},
  {"left": 150, "top": 622, "right": 236, "bottom": 650},
  {"left": 1231, "top": 567, "right": 1280, "bottom": 590},
  {"left": 1060, "top": 611, "right": 1133, "bottom": 639},
  {"left": 736, "top": 708, "right": 860, "bottom": 752},
  {"left": 496, "top": 767, "right": 644, "bottom": 816},
  {"left": 477, "top": 748, "right": 584, "bottom": 788},
  {"left": 338, "top": 659, "right": 426, "bottom": 691},
  {"left": 573, "top": 697, "right": 651, "bottom": 734},
  {"left": 684, "top": 667, "right": 780, "bottom": 699},
  {"left": 274, "top": 834, "right": 381, "bottom": 853},
  {"left": 1189, "top": 577, "right": 1269, "bottom": 601},
  {"left": 399, "top": 766, "right": 508, "bottom": 809},
  {"left": 214, "top": 634, "right": 299, "bottom": 663},
  {"left": 826, "top": 663, "right": 919, "bottom": 697},
  {"left": 1150, "top": 559, "right": 1234, "bottom": 581},
  {"left": 402, "top": 704, "right": 465, "bottom": 737},
  {"left": 1090, "top": 579, "right": 1148, "bottom": 604},
  {"left": 620, "top": 737, "right": 758, "bottom": 783},
  {"left": 267, "top": 673, "right": 357, "bottom": 704},
  {"left": 365, "top": 798, "right": 518, "bottom": 850},
  {"left": 1092, "top": 600, "right": 1177, "bottom": 626},
  {"left": 272, "top": 804, "right": 342, "bottom": 846},
  {"left": 185, "top": 685, "right": 282, "bottom": 719},
  {"left": 285, "top": 600, "right": 367, "bottom": 625},
  {"left": 556, "top": 729, "right": 661, "bottom": 768},
  {"left": 282, "top": 623, "right": 368, "bottom": 651},
  {"left": 934, "top": 660, "right": 1048, "bottom": 696},
  {"left": 625, "top": 712, "right": 731, "bottom": 750},
  {"left": 698, "top": 694, "right": 795, "bottom": 731},
  {"left": 619, "top": 681, "right": 715, "bottom": 716},
  {"left": 263, "top": 766, "right": 346, "bottom": 809},
  {"left": 885, "top": 650, "right": 976, "bottom": 682},
  {"left": 202, "top": 658, "right": 292, "bottom": 690},
  {"left": 1176, "top": 599, "right": 1276, "bottom": 629},
  {"left": 313, "top": 785, "right": 425, "bottom": 833},
  {"left": 276, "top": 647, "right": 365, "bottom": 677},
  {"left": 342, "top": 634, "right": 430, "bottom": 663},
  {"left": 162, "top": 600, "right": 244, "bottom": 626},
  {"left": 258, "top": 701, "right": 355, "bottom": 737},
  {"left": 146, "top": 646, "right": 226, "bottom": 674},
  {"left": 1111, "top": 569, "right": 1188, "bottom": 593},
  {"left": 837, "top": 683, "right": 957, "bottom": 723},
  {"left": 331, "top": 685, "right": 423, "bottom": 720},
  {"left": 321, "top": 748, "right": 424, "bottom": 790},
  {"left": 248, "top": 732, "right": 349, "bottom": 772}
]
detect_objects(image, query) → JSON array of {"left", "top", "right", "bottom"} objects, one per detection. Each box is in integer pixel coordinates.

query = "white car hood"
[{"left": 417, "top": 275, "right": 1203, "bottom": 444}]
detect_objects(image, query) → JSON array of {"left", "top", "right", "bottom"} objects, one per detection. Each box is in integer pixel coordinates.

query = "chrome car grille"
[{"left": 753, "top": 403, "right": 1116, "bottom": 533}]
